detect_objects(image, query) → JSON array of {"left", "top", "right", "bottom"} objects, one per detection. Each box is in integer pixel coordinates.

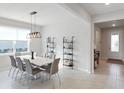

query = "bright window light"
[
  {"left": 111, "top": 33, "right": 119, "bottom": 52},
  {"left": 105, "top": 3, "right": 110, "bottom": 5},
  {"left": 112, "top": 24, "right": 115, "bottom": 27},
  {"left": 0, "top": 26, "right": 30, "bottom": 53}
]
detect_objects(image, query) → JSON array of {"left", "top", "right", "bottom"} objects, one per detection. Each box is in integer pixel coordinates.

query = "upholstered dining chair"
[
  {"left": 8, "top": 56, "right": 17, "bottom": 78},
  {"left": 23, "top": 59, "right": 44, "bottom": 83},
  {"left": 40, "top": 58, "right": 61, "bottom": 85},
  {"left": 15, "top": 57, "right": 25, "bottom": 80}
]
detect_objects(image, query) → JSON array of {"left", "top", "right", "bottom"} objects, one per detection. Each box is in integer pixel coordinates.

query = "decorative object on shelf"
[
  {"left": 27, "top": 11, "right": 41, "bottom": 39},
  {"left": 63, "top": 36, "right": 74, "bottom": 69},
  {"left": 46, "top": 37, "right": 56, "bottom": 58}
]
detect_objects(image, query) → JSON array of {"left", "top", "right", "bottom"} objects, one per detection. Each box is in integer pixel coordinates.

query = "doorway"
[
  {"left": 108, "top": 31, "right": 120, "bottom": 60},
  {"left": 93, "top": 19, "right": 124, "bottom": 73}
]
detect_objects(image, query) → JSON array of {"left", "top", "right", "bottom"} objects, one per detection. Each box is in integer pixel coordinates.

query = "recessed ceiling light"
[
  {"left": 112, "top": 24, "right": 115, "bottom": 27},
  {"left": 105, "top": 3, "right": 110, "bottom": 5}
]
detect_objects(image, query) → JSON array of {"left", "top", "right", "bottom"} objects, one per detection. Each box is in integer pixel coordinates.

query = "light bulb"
[
  {"left": 112, "top": 24, "right": 115, "bottom": 27},
  {"left": 105, "top": 3, "right": 110, "bottom": 5}
]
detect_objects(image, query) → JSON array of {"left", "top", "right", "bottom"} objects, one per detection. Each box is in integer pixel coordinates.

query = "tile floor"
[{"left": 0, "top": 59, "right": 124, "bottom": 89}]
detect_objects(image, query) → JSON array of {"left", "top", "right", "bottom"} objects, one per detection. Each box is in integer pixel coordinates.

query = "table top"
[{"left": 19, "top": 55, "right": 53, "bottom": 66}]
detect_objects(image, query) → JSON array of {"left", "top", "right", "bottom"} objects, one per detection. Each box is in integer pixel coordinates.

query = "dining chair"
[
  {"left": 40, "top": 58, "right": 61, "bottom": 85},
  {"left": 8, "top": 56, "right": 17, "bottom": 78},
  {"left": 15, "top": 57, "right": 25, "bottom": 80},
  {"left": 23, "top": 59, "right": 44, "bottom": 83}
]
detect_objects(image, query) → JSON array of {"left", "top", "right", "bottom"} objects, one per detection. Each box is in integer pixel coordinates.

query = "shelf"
[
  {"left": 63, "top": 36, "right": 74, "bottom": 69},
  {"left": 64, "top": 53, "right": 73, "bottom": 55},
  {"left": 49, "top": 47, "right": 55, "bottom": 48},
  {"left": 63, "top": 47, "right": 73, "bottom": 49},
  {"left": 46, "top": 37, "right": 55, "bottom": 58},
  {"left": 47, "top": 45, "right": 54, "bottom": 48},
  {"left": 48, "top": 51, "right": 54, "bottom": 53},
  {"left": 63, "top": 64, "right": 73, "bottom": 67},
  {"left": 63, "top": 41, "right": 73, "bottom": 43},
  {"left": 47, "top": 42, "right": 54, "bottom": 43},
  {"left": 63, "top": 58, "right": 73, "bottom": 61},
  {"left": 63, "top": 60, "right": 73, "bottom": 67}
]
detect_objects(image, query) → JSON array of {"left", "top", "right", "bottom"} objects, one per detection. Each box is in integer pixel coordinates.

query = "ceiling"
[
  {"left": 95, "top": 19, "right": 124, "bottom": 29},
  {"left": 81, "top": 3, "right": 124, "bottom": 16},
  {"left": 81, "top": 3, "right": 124, "bottom": 29},
  {"left": 1, "top": 3, "right": 124, "bottom": 27},
  {"left": 0, "top": 3, "right": 73, "bottom": 26}
]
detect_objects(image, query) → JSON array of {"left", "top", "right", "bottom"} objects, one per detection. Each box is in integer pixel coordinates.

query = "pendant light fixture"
[{"left": 27, "top": 11, "right": 41, "bottom": 39}]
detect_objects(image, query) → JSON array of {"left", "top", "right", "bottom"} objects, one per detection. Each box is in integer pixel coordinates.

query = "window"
[
  {"left": 0, "top": 40, "right": 13, "bottom": 53},
  {"left": 111, "top": 33, "right": 119, "bottom": 52},
  {"left": 16, "top": 41, "right": 28, "bottom": 52},
  {"left": 0, "top": 26, "right": 30, "bottom": 54}
]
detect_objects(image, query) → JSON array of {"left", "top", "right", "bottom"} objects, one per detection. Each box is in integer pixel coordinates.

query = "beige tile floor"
[{"left": 0, "top": 59, "right": 124, "bottom": 89}]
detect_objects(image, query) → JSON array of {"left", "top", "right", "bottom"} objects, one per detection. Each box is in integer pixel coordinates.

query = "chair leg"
[
  {"left": 20, "top": 71, "right": 24, "bottom": 80},
  {"left": 25, "top": 74, "right": 30, "bottom": 85},
  {"left": 34, "top": 75, "right": 36, "bottom": 80},
  {"left": 12, "top": 68, "right": 16, "bottom": 79},
  {"left": 28, "top": 75, "right": 33, "bottom": 89},
  {"left": 49, "top": 74, "right": 52, "bottom": 80},
  {"left": 8, "top": 67, "right": 12, "bottom": 77},
  {"left": 40, "top": 72, "right": 44, "bottom": 83},
  {"left": 57, "top": 73, "right": 61, "bottom": 86},
  {"left": 15, "top": 69, "right": 19, "bottom": 80},
  {"left": 43, "top": 72, "right": 47, "bottom": 81}
]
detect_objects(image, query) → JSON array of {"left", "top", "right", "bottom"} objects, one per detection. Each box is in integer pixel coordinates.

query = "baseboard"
[{"left": 107, "top": 58, "right": 123, "bottom": 61}]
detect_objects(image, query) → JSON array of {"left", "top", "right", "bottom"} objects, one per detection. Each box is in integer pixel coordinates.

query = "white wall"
[
  {"left": 101, "top": 27, "right": 124, "bottom": 60},
  {"left": 39, "top": 3, "right": 92, "bottom": 73},
  {"left": 41, "top": 16, "right": 91, "bottom": 72},
  {"left": 0, "top": 55, "right": 10, "bottom": 71}
]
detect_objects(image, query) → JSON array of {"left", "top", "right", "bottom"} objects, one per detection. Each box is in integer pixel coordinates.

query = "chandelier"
[{"left": 27, "top": 11, "right": 41, "bottom": 39}]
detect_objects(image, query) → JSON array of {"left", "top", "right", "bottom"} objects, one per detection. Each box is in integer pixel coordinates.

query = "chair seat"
[
  {"left": 40, "top": 63, "right": 52, "bottom": 73},
  {"left": 32, "top": 68, "right": 43, "bottom": 75}
]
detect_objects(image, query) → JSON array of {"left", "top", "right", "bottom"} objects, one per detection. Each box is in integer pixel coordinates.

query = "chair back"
[
  {"left": 16, "top": 57, "right": 25, "bottom": 71},
  {"left": 9, "top": 56, "right": 17, "bottom": 68},
  {"left": 24, "top": 59, "right": 32, "bottom": 74},
  {"left": 50, "top": 58, "right": 60, "bottom": 75},
  {"left": 52, "top": 54, "right": 56, "bottom": 60}
]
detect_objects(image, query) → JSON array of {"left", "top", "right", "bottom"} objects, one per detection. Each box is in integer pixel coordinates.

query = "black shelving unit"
[
  {"left": 63, "top": 36, "right": 74, "bottom": 69},
  {"left": 46, "top": 37, "right": 55, "bottom": 58}
]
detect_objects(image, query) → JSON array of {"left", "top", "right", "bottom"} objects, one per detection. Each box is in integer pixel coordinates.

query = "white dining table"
[{"left": 19, "top": 55, "right": 53, "bottom": 66}]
